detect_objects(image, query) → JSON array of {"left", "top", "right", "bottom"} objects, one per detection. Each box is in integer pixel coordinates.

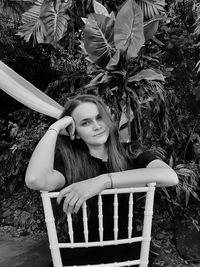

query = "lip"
[{"left": 94, "top": 131, "right": 106, "bottom": 137}]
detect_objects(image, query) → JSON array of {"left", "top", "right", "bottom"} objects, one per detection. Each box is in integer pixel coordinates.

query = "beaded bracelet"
[{"left": 107, "top": 173, "right": 113, "bottom": 189}]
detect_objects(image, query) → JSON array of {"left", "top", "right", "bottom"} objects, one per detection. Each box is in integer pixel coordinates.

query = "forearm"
[
  {"left": 25, "top": 116, "right": 75, "bottom": 190},
  {"left": 101, "top": 166, "right": 178, "bottom": 189},
  {"left": 25, "top": 128, "right": 59, "bottom": 189}
]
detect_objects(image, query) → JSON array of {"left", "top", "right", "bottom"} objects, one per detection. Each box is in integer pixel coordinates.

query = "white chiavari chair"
[{"left": 41, "top": 183, "right": 156, "bottom": 267}]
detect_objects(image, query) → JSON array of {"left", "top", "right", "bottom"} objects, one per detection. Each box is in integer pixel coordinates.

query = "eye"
[
  {"left": 97, "top": 114, "right": 102, "bottom": 120},
  {"left": 81, "top": 120, "right": 90, "bottom": 126}
]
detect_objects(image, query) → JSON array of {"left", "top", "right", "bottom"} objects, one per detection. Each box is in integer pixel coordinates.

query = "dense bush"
[
  {"left": 0, "top": 1, "right": 199, "bottom": 230},
  {"left": 0, "top": 109, "right": 49, "bottom": 192}
]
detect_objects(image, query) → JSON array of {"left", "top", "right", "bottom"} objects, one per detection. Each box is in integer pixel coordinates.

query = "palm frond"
[
  {"left": 194, "top": 3, "right": 200, "bottom": 36},
  {"left": 136, "top": 0, "right": 166, "bottom": 20},
  {"left": 0, "top": 0, "right": 32, "bottom": 21},
  {"left": 17, "top": 0, "right": 44, "bottom": 43}
]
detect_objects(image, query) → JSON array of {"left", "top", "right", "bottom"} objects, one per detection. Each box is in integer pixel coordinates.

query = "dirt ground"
[{"left": 0, "top": 223, "right": 200, "bottom": 267}]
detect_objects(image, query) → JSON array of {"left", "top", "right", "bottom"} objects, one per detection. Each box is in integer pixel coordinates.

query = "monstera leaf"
[
  {"left": 17, "top": 0, "right": 71, "bottom": 45},
  {"left": 84, "top": 13, "right": 115, "bottom": 68},
  {"left": 114, "top": 0, "right": 144, "bottom": 60},
  {"left": 136, "top": 0, "right": 166, "bottom": 20}
]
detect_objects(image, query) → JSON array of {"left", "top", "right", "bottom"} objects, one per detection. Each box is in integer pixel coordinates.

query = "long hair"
[{"left": 56, "top": 94, "right": 128, "bottom": 184}]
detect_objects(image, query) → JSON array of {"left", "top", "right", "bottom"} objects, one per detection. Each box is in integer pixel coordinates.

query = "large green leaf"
[
  {"left": 194, "top": 4, "right": 200, "bottom": 36},
  {"left": 144, "top": 15, "right": 165, "bottom": 41},
  {"left": 93, "top": 0, "right": 109, "bottom": 17},
  {"left": 128, "top": 69, "right": 165, "bottom": 83},
  {"left": 114, "top": 0, "right": 144, "bottom": 60},
  {"left": 84, "top": 13, "right": 115, "bottom": 68},
  {"left": 17, "top": 0, "right": 71, "bottom": 45},
  {"left": 136, "top": 0, "right": 166, "bottom": 20},
  {"left": 40, "top": 0, "right": 71, "bottom": 45},
  {"left": 17, "top": 0, "right": 45, "bottom": 43},
  {"left": 106, "top": 49, "right": 120, "bottom": 69},
  {"left": 0, "top": 0, "right": 33, "bottom": 22}
]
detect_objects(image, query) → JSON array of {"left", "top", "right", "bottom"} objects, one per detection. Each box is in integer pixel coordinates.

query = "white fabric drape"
[{"left": 0, "top": 61, "right": 63, "bottom": 119}]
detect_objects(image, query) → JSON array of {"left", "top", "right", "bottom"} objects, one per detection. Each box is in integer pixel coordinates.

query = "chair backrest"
[{"left": 41, "top": 183, "right": 156, "bottom": 267}]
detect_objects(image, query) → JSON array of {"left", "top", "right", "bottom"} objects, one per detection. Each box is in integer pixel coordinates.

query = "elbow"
[
  {"left": 25, "top": 173, "right": 46, "bottom": 191},
  {"left": 174, "top": 172, "right": 179, "bottom": 185},
  {"left": 165, "top": 169, "right": 179, "bottom": 187},
  {"left": 171, "top": 172, "right": 179, "bottom": 186},
  {"left": 25, "top": 175, "right": 39, "bottom": 190},
  {"left": 156, "top": 167, "right": 179, "bottom": 187}
]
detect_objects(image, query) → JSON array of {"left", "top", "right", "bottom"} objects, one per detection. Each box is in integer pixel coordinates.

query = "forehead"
[{"left": 72, "top": 102, "right": 99, "bottom": 123}]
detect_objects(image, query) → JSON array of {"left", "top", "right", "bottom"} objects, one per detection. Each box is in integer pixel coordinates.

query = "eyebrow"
[{"left": 79, "top": 114, "right": 101, "bottom": 124}]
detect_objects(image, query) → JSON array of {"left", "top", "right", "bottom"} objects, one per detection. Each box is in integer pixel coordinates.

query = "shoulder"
[{"left": 130, "top": 150, "right": 158, "bottom": 169}]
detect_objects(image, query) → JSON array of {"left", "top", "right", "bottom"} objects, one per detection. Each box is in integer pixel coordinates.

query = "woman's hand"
[
  {"left": 50, "top": 116, "right": 75, "bottom": 140},
  {"left": 57, "top": 175, "right": 110, "bottom": 214}
]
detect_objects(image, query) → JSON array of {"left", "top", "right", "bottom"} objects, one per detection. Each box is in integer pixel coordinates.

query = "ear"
[{"left": 75, "top": 133, "right": 80, "bottom": 139}]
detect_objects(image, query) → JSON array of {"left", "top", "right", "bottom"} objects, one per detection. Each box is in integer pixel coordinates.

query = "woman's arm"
[
  {"left": 107, "top": 159, "right": 178, "bottom": 188},
  {"left": 25, "top": 116, "right": 75, "bottom": 191},
  {"left": 57, "top": 159, "right": 178, "bottom": 214}
]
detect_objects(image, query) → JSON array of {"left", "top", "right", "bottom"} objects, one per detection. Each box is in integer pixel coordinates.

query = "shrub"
[{"left": 0, "top": 109, "right": 50, "bottom": 192}]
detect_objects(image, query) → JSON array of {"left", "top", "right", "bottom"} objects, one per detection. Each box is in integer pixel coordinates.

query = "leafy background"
[{"left": 0, "top": 0, "right": 200, "bottom": 265}]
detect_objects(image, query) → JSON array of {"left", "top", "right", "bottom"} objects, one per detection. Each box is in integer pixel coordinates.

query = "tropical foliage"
[
  {"left": 0, "top": 111, "right": 47, "bottom": 192},
  {"left": 80, "top": 0, "right": 167, "bottom": 144},
  {"left": 17, "top": 0, "right": 166, "bottom": 46},
  {"left": 15, "top": 0, "right": 168, "bottom": 143},
  {"left": 0, "top": 0, "right": 33, "bottom": 22},
  {"left": 17, "top": 0, "right": 84, "bottom": 46},
  {"left": 0, "top": 1, "right": 200, "bottom": 229}
]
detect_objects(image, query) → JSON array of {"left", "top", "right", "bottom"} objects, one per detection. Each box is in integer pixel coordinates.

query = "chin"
[{"left": 92, "top": 136, "right": 108, "bottom": 145}]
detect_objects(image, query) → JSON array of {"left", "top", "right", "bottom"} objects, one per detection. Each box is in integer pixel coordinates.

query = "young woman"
[{"left": 25, "top": 94, "right": 178, "bottom": 265}]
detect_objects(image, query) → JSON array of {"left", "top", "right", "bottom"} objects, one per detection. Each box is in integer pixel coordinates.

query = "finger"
[
  {"left": 59, "top": 116, "right": 74, "bottom": 136},
  {"left": 59, "top": 128, "right": 68, "bottom": 136},
  {"left": 68, "top": 125, "right": 75, "bottom": 140},
  {"left": 74, "top": 197, "right": 85, "bottom": 214},
  {"left": 67, "top": 195, "right": 79, "bottom": 214},
  {"left": 57, "top": 187, "right": 71, "bottom": 205},
  {"left": 63, "top": 192, "right": 74, "bottom": 213},
  {"left": 71, "top": 119, "right": 76, "bottom": 135},
  {"left": 68, "top": 121, "right": 76, "bottom": 140}
]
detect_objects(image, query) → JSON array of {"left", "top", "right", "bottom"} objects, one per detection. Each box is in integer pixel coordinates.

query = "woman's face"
[{"left": 71, "top": 102, "right": 110, "bottom": 149}]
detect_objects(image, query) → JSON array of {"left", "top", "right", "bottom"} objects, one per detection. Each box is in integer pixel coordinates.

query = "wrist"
[
  {"left": 107, "top": 173, "right": 113, "bottom": 188},
  {"left": 48, "top": 122, "right": 61, "bottom": 132},
  {"left": 48, "top": 127, "right": 59, "bottom": 134},
  {"left": 99, "top": 174, "right": 112, "bottom": 189}
]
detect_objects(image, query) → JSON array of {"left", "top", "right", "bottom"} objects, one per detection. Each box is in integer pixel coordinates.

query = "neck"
[{"left": 88, "top": 145, "right": 108, "bottom": 162}]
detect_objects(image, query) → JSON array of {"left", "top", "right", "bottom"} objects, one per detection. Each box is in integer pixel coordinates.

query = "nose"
[{"left": 93, "top": 120, "right": 101, "bottom": 130}]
